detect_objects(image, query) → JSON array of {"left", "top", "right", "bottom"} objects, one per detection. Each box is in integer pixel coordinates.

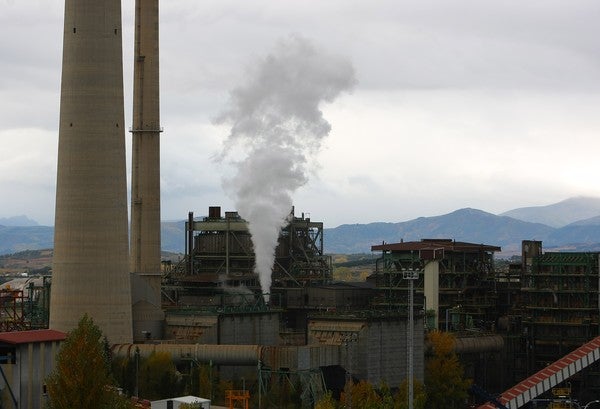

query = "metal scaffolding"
[
  {"left": 522, "top": 251, "right": 600, "bottom": 394},
  {"left": 371, "top": 239, "right": 500, "bottom": 331},
  {"left": 164, "top": 207, "right": 332, "bottom": 308}
]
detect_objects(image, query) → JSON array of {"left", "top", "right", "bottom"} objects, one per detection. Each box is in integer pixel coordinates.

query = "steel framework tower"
[
  {"left": 130, "top": 0, "right": 164, "bottom": 341},
  {"left": 51, "top": 0, "right": 133, "bottom": 343}
]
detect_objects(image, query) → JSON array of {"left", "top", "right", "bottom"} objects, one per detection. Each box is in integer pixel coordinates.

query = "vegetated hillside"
[
  {"left": 0, "top": 249, "right": 53, "bottom": 274},
  {"left": 500, "top": 196, "right": 600, "bottom": 228},
  {"left": 324, "top": 208, "right": 555, "bottom": 254},
  {"left": 331, "top": 253, "right": 377, "bottom": 281}
]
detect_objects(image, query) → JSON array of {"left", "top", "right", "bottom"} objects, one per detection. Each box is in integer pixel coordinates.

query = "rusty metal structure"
[
  {"left": 225, "top": 390, "right": 250, "bottom": 409},
  {"left": 0, "top": 277, "right": 52, "bottom": 332},
  {"left": 0, "top": 288, "right": 28, "bottom": 332}
]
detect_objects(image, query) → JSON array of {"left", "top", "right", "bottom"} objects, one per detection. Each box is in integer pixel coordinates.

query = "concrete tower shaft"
[
  {"left": 130, "top": 0, "right": 164, "bottom": 341},
  {"left": 131, "top": 0, "right": 161, "bottom": 275},
  {"left": 51, "top": 0, "right": 133, "bottom": 343}
]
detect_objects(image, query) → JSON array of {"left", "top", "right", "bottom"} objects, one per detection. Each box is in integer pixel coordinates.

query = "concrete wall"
[
  {"left": 308, "top": 315, "right": 425, "bottom": 387},
  {"left": 218, "top": 313, "right": 279, "bottom": 346},
  {"left": 363, "top": 318, "right": 424, "bottom": 386},
  {"left": 165, "top": 311, "right": 279, "bottom": 346}
]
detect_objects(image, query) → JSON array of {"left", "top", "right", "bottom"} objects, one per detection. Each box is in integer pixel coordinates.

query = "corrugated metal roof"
[
  {"left": 371, "top": 239, "right": 501, "bottom": 253},
  {"left": 0, "top": 329, "right": 66, "bottom": 345}
]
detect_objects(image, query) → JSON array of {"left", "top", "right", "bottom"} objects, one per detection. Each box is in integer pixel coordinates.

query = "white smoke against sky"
[{"left": 215, "top": 35, "right": 356, "bottom": 299}]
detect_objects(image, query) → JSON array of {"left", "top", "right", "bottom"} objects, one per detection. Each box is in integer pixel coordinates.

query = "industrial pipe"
[
  {"left": 112, "top": 344, "right": 263, "bottom": 366},
  {"left": 453, "top": 335, "right": 504, "bottom": 354}
]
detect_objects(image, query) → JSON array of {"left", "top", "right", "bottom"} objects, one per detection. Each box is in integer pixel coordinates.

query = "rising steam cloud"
[{"left": 216, "top": 35, "right": 356, "bottom": 299}]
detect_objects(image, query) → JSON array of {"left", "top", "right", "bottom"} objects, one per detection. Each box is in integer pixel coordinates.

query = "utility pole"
[
  {"left": 342, "top": 332, "right": 358, "bottom": 409},
  {"left": 404, "top": 270, "right": 419, "bottom": 409}
]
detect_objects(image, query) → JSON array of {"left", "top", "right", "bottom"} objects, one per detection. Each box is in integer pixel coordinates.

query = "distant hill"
[
  {"left": 161, "top": 220, "right": 187, "bottom": 252},
  {"left": 0, "top": 225, "right": 53, "bottom": 254},
  {"left": 566, "top": 215, "right": 600, "bottom": 226},
  {"left": 3, "top": 197, "right": 600, "bottom": 257},
  {"left": 0, "top": 215, "right": 39, "bottom": 227},
  {"left": 0, "top": 222, "right": 187, "bottom": 255},
  {"left": 324, "top": 208, "right": 555, "bottom": 255},
  {"left": 500, "top": 196, "right": 600, "bottom": 228}
]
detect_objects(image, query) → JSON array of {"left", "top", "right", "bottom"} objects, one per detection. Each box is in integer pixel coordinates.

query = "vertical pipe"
[
  {"left": 407, "top": 277, "right": 414, "bottom": 409},
  {"left": 226, "top": 220, "right": 230, "bottom": 275},
  {"left": 51, "top": 0, "right": 133, "bottom": 343},
  {"left": 188, "top": 212, "right": 194, "bottom": 275}
]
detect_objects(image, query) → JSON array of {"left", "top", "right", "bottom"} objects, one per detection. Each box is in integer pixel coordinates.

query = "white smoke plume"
[{"left": 215, "top": 35, "right": 356, "bottom": 300}]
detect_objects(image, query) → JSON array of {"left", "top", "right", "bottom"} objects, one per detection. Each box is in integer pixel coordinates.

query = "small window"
[{"left": 73, "top": 27, "right": 76, "bottom": 33}]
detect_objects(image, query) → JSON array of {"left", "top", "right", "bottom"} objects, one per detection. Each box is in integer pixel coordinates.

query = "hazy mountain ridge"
[
  {"left": 2, "top": 197, "right": 600, "bottom": 256},
  {"left": 0, "top": 215, "right": 39, "bottom": 227},
  {"left": 324, "top": 208, "right": 557, "bottom": 254},
  {"left": 500, "top": 196, "right": 600, "bottom": 227},
  {"left": 0, "top": 225, "right": 54, "bottom": 254}
]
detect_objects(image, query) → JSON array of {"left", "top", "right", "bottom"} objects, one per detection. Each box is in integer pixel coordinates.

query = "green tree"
[
  {"left": 341, "top": 380, "right": 382, "bottom": 409},
  {"left": 197, "top": 363, "right": 214, "bottom": 399},
  {"left": 314, "top": 391, "right": 338, "bottom": 409},
  {"left": 394, "top": 378, "right": 426, "bottom": 409},
  {"left": 424, "top": 330, "right": 471, "bottom": 409},
  {"left": 138, "top": 351, "right": 184, "bottom": 400},
  {"left": 46, "top": 314, "right": 131, "bottom": 409},
  {"left": 378, "top": 381, "right": 394, "bottom": 409},
  {"left": 111, "top": 354, "right": 137, "bottom": 396}
]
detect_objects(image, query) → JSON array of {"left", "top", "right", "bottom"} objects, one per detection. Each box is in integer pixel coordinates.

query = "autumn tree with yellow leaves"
[{"left": 424, "top": 330, "right": 471, "bottom": 409}]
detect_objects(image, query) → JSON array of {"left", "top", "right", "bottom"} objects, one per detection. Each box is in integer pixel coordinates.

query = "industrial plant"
[{"left": 1, "top": 1, "right": 600, "bottom": 409}]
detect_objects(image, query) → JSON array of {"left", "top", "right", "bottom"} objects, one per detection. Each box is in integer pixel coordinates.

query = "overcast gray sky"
[{"left": 2, "top": 0, "right": 600, "bottom": 227}]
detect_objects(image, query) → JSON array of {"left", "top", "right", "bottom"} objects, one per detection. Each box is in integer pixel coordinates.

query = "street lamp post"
[
  {"left": 342, "top": 332, "right": 358, "bottom": 409},
  {"left": 404, "top": 270, "right": 419, "bottom": 409}
]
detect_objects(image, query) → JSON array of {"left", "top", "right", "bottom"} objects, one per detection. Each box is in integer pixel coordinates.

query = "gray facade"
[
  {"left": 308, "top": 314, "right": 424, "bottom": 386},
  {"left": 166, "top": 311, "right": 279, "bottom": 346}
]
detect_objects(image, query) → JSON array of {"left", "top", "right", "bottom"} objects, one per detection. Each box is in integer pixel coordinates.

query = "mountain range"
[{"left": 2, "top": 197, "right": 600, "bottom": 257}]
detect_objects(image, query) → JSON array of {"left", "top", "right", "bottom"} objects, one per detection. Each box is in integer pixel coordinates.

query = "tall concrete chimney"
[
  {"left": 51, "top": 0, "right": 133, "bottom": 343},
  {"left": 130, "top": 0, "right": 164, "bottom": 341}
]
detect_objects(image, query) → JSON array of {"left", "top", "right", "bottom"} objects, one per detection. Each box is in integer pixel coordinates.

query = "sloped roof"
[
  {"left": 0, "top": 329, "right": 66, "bottom": 345},
  {"left": 371, "top": 238, "right": 501, "bottom": 253}
]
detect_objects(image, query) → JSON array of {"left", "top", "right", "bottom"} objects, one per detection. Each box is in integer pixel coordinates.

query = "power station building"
[{"left": 24, "top": 0, "right": 600, "bottom": 406}]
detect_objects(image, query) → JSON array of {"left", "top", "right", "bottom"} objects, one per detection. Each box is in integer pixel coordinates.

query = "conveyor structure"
[{"left": 477, "top": 335, "right": 600, "bottom": 409}]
